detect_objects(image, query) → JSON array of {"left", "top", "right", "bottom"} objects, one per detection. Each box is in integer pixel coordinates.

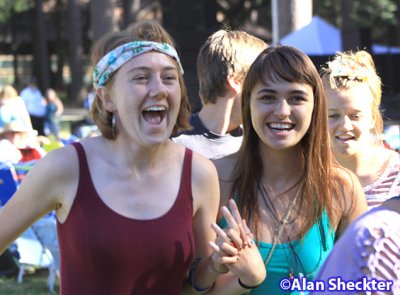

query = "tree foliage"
[
  {"left": 314, "top": 0, "right": 398, "bottom": 44},
  {"left": 314, "top": 0, "right": 397, "bottom": 27},
  {"left": 0, "top": 0, "right": 34, "bottom": 24}
]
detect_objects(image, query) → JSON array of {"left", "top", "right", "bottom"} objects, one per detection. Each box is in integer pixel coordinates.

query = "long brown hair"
[{"left": 232, "top": 45, "right": 343, "bottom": 238}]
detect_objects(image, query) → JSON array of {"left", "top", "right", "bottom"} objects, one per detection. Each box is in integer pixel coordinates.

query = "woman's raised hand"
[{"left": 208, "top": 199, "right": 266, "bottom": 286}]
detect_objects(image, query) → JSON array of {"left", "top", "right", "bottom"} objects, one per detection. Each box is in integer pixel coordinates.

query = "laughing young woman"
[
  {"left": 321, "top": 50, "right": 400, "bottom": 209},
  {"left": 0, "top": 21, "right": 221, "bottom": 294}
]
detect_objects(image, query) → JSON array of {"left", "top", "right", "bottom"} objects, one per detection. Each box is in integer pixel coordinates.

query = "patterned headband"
[
  {"left": 93, "top": 41, "right": 184, "bottom": 89},
  {"left": 327, "top": 58, "right": 368, "bottom": 82}
]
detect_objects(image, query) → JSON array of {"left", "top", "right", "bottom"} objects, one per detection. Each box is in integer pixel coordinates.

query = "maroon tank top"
[{"left": 57, "top": 143, "right": 195, "bottom": 294}]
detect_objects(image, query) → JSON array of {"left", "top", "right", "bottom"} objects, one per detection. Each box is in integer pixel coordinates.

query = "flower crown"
[{"left": 327, "top": 58, "right": 369, "bottom": 82}]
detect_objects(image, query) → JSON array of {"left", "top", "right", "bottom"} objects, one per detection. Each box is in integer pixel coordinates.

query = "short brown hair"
[
  {"left": 197, "top": 29, "right": 267, "bottom": 104},
  {"left": 90, "top": 20, "right": 191, "bottom": 139}
]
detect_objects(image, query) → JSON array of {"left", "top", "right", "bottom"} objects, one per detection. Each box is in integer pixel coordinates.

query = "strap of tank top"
[
  {"left": 70, "top": 142, "right": 90, "bottom": 181},
  {"left": 182, "top": 148, "right": 193, "bottom": 187}
]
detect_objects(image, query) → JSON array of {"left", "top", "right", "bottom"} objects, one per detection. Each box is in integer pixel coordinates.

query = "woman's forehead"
[{"left": 120, "top": 51, "right": 178, "bottom": 72}]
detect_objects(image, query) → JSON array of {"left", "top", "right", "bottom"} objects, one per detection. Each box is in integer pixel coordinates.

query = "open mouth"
[
  {"left": 267, "top": 122, "right": 295, "bottom": 132},
  {"left": 336, "top": 134, "right": 356, "bottom": 142},
  {"left": 142, "top": 106, "right": 167, "bottom": 125}
]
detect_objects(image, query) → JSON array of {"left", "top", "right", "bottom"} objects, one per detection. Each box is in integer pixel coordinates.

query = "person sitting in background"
[
  {"left": 44, "top": 88, "right": 64, "bottom": 140},
  {"left": 171, "top": 29, "right": 267, "bottom": 159},
  {"left": 0, "top": 118, "right": 59, "bottom": 277},
  {"left": 321, "top": 50, "right": 400, "bottom": 209},
  {"left": 0, "top": 120, "right": 45, "bottom": 162},
  {"left": 20, "top": 77, "right": 47, "bottom": 136},
  {"left": 0, "top": 84, "right": 33, "bottom": 132}
]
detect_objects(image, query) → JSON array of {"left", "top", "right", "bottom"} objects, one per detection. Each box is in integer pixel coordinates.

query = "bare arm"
[
  {"left": 182, "top": 153, "right": 220, "bottom": 294},
  {"left": 335, "top": 168, "right": 368, "bottom": 238},
  {"left": 212, "top": 153, "right": 238, "bottom": 221},
  {"left": 55, "top": 97, "right": 64, "bottom": 116},
  {"left": 0, "top": 145, "right": 78, "bottom": 254}
]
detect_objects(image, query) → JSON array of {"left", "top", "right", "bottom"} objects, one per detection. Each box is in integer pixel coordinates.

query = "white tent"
[{"left": 280, "top": 16, "right": 400, "bottom": 56}]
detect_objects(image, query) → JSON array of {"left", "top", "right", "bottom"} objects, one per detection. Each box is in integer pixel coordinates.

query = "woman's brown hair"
[
  {"left": 90, "top": 20, "right": 191, "bottom": 139},
  {"left": 232, "top": 45, "right": 344, "bottom": 239}
]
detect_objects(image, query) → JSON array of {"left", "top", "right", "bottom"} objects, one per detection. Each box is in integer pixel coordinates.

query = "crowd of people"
[{"left": 0, "top": 19, "right": 398, "bottom": 294}]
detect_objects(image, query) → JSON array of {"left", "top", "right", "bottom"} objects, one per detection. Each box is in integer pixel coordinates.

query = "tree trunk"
[
  {"left": 10, "top": 9, "right": 19, "bottom": 86},
  {"left": 67, "top": 0, "right": 84, "bottom": 105},
  {"left": 90, "top": 0, "right": 118, "bottom": 42},
  {"left": 278, "top": 0, "right": 312, "bottom": 39},
  {"left": 54, "top": 0, "right": 65, "bottom": 90},
  {"left": 341, "top": 0, "right": 360, "bottom": 51},
  {"left": 33, "top": 0, "right": 50, "bottom": 93},
  {"left": 162, "top": 0, "right": 218, "bottom": 112},
  {"left": 396, "top": 0, "right": 400, "bottom": 45}
]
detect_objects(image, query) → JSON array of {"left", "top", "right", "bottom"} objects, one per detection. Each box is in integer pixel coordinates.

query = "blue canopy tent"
[{"left": 280, "top": 16, "right": 400, "bottom": 56}]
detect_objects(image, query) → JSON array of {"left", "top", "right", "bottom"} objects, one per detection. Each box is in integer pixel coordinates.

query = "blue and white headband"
[{"left": 93, "top": 41, "right": 184, "bottom": 89}]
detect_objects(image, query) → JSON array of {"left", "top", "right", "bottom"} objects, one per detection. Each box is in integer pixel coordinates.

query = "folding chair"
[
  {"left": 0, "top": 162, "right": 18, "bottom": 205},
  {"left": 15, "top": 225, "right": 57, "bottom": 292}
]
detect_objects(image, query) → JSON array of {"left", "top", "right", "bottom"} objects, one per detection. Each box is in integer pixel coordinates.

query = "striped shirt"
[{"left": 364, "top": 154, "right": 400, "bottom": 209}]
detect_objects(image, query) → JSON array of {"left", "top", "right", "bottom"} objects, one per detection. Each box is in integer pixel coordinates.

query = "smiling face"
[
  {"left": 103, "top": 51, "right": 181, "bottom": 146},
  {"left": 250, "top": 77, "right": 314, "bottom": 151},
  {"left": 326, "top": 83, "right": 375, "bottom": 158}
]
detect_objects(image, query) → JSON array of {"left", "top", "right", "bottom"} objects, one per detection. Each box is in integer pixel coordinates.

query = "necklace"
[
  {"left": 259, "top": 183, "right": 297, "bottom": 225},
  {"left": 258, "top": 182, "right": 305, "bottom": 280}
]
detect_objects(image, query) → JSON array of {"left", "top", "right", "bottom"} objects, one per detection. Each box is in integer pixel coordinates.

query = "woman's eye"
[
  {"left": 260, "top": 95, "right": 274, "bottom": 101},
  {"left": 164, "top": 74, "right": 177, "bottom": 81},
  {"left": 290, "top": 96, "right": 306, "bottom": 103},
  {"left": 133, "top": 75, "right": 148, "bottom": 81},
  {"left": 328, "top": 114, "right": 339, "bottom": 119}
]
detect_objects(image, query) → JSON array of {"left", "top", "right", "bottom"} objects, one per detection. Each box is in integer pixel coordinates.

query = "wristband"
[
  {"left": 188, "top": 258, "right": 215, "bottom": 293},
  {"left": 238, "top": 278, "right": 261, "bottom": 289}
]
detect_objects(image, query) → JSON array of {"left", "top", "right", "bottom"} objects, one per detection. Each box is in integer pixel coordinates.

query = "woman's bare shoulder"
[{"left": 212, "top": 152, "right": 239, "bottom": 182}]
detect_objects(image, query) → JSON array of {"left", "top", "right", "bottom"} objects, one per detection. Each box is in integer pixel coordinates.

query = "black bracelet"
[
  {"left": 188, "top": 258, "right": 214, "bottom": 293},
  {"left": 238, "top": 278, "right": 261, "bottom": 289}
]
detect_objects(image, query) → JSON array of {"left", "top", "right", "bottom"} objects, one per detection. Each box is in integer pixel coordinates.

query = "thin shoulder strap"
[
  {"left": 182, "top": 148, "right": 193, "bottom": 183},
  {"left": 70, "top": 142, "right": 90, "bottom": 181},
  {"left": 179, "top": 148, "right": 193, "bottom": 205}
]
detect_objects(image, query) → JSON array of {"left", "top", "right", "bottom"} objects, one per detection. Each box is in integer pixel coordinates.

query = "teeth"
[
  {"left": 337, "top": 134, "right": 354, "bottom": 140},
  {"left": 144, "top": 106, "right": 166, "bottom": 112},
  {"left": 269, "top": 123, "right": 293, "bottom": 130}
]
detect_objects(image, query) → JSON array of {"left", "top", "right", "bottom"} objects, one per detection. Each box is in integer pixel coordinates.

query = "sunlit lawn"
[{"left": 0, "top": 268, "right": 59, "bottom": 295}]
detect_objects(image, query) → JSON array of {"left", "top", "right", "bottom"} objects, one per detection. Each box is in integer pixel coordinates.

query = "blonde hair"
[
  {"left": 321, "top": 50, "right": 383, "bottom": 135},
  {"left": 90, "top": 20, "right": 191, "bottom": 139},
  {"left": 0, "top": 85, "right": 19, "bottom": 101}
]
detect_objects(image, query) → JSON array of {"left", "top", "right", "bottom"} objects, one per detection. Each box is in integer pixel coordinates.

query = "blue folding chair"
[{"left": 0, "top": 162, "right": 18, "bottom": 206}]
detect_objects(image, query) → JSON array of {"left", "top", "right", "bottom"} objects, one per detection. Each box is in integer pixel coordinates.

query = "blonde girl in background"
[{"left": 321, "top": 50, "right": 400, "bottom": 208}]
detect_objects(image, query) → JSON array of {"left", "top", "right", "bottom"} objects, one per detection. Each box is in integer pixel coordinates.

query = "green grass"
[{"left": 0, "top": 269, "right": 59, "bottom": 295}]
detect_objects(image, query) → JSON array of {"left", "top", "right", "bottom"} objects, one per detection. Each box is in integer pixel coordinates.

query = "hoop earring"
[{"left": 112, "top": 113, "right": 116, "bottom": 137}]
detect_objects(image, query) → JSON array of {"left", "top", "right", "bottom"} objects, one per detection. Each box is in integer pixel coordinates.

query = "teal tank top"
[{"left": 220, "top": 210, "right": 334, "bottom": 295}]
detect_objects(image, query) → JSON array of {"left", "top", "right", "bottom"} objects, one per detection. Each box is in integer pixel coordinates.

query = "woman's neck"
[
  {"left": 336, "top": 145, "right": 392, "bottom": 187},
  {"left": 259, "top": 145, "right": 305, "bottom": 192}
]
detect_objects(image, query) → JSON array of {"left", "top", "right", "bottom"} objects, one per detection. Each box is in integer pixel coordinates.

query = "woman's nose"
[
  {"left": 149, "top": 77, "right": 168, "bottom": 99},
  {"left": 338, "top": 115, "right": 353, "bottom": 130},
  {"left": 274, "top": 99, "right": 290, "bottom": 118}
]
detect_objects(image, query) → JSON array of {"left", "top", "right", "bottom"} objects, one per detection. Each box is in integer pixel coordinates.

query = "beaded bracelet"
[
  {"left": 238, "top": 278, "right": 261, "bottom": 289},
  {"left": 188, "top": 258, "right": 214, "bottom": 293}
]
